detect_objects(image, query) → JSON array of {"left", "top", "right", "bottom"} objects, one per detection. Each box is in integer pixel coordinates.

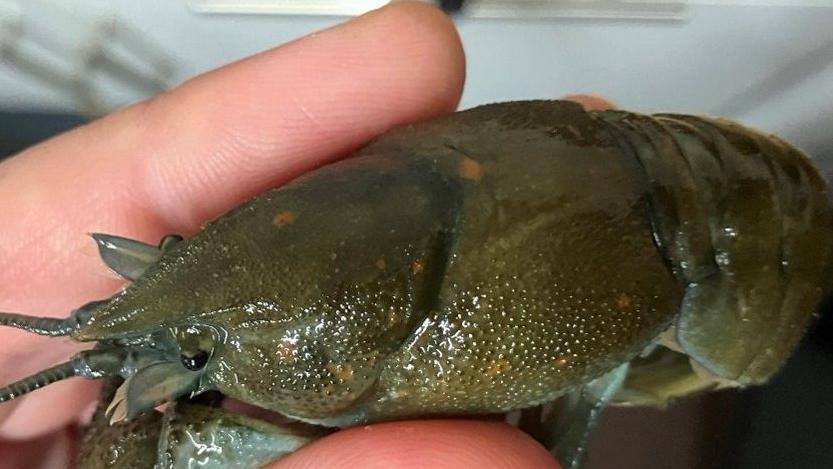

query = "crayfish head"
[
  {"left": 105, "top": 323, "right": 223, "bottom": 423},
  {"left": 0, "top": 309, "right": 225, "bottom": 425}
]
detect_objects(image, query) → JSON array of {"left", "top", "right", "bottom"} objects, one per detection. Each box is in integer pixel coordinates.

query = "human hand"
[{"left": 0, "top": 2, "right": 559, "bottom": 468}]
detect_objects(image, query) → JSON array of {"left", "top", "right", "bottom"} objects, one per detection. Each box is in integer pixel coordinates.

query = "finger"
[
  {"left": 563, "top": 94, "right": 617, "bottom": 111},
  {"left": 271, "top": 420, "right": 560, "bottom": 469},
  {"left": 0, "top": 426, "right": 75, "bottom": 469},
  {"left": 0, "top": 1, "right": 464, "bottom": 439}
]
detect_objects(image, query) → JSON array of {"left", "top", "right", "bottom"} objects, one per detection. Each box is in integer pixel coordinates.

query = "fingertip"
[
  {"left": 0, "top": 378, "right": 98, "bottom": 440},
  {"left": 563, "top": 94, "right": 617, "bottom": 111},
  {"left": 0, "top": 426, "right": 75, "bottom": 469},
  {"left": 378, "top": 1, "right": 466, "bottom": 106},
  {"left": 271, "top": 420, "right": 559, "bottom": 469},
  {"left": 132, "top": 0, "right": 466, "bottom": 230}
]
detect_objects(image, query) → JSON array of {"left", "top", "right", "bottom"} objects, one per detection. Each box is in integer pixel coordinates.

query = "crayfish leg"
[
  {"left": 77, "top": 378, "right": 162, "bottom": 469},
  {"left": 157, "top": 401, "right": 323, "bottom": 469},
  {"left": 611, "top": 345, "right": 717, "bottom": 407},
  {"left": 78, "top": 382, "right": 325, "bottom": 469},
  {"left": 544, "top": 363, "right": 629, "bottom": 469}
]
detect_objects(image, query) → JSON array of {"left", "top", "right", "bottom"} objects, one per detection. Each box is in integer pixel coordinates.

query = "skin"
[{"left": 0, "top": 3, "right": 568, "bottom": 468}]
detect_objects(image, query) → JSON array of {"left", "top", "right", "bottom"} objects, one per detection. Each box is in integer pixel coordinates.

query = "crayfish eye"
[
  {"left": 181, "top": 350, "right": 209, "bottom": 371},
  {"left": 173, "top": 324, "right": 220, "bottom": 372}
]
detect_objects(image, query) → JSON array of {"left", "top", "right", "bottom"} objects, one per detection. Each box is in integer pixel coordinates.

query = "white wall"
[{"left": 1, "top": 1, "right": 831, "bottom": 159}]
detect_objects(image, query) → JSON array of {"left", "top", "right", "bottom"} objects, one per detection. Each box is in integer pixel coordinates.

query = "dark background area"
[
  {"left": 588, "top": 309, "right": 833, "bottom": 469},
  {"left": 1, "top": 114, "right": 831, "bottom": 468},
  {"left": 0, "top": 112, "right": 87, "bottom": 156}
]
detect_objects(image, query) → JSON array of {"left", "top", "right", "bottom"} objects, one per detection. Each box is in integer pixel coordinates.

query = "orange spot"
[
  {"left": 273, "top": 211, "right": 298, "bottom": 227},
  {"left": 458, "top": 156, "right": 484, "bottom": 181},
  {"left": 327, "top": 363, "right": 354, "bottom": 381},
  {"left": 554, "top": 357, "right": 569, "bottom": 368},
  {"left": 411, "top": 259, "right": 425, "bottom": 274},
  {"left": 486, "top": 359, "right": 511, "bottom": 377},
  {"left": 616, "top": 293, "right": 632, "bottom": 310},
  {"left": 375, "top": 258, "right": 387, "bottom": 270}
]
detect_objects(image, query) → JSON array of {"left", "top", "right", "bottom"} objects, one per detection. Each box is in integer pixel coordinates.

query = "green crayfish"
[{"left": 1, "top": 100, "right": 830, "bottom": 468}]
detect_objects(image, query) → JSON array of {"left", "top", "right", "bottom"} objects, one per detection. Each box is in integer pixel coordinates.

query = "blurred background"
[{"left": 1, "top": 1, "right": 831, "bottom": 468}]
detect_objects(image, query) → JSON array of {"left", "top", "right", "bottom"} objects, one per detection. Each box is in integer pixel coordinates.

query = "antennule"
[
  {"left": 0, "top": 312, "right": 75, "bottom": 336},
  {"left": 0, "top": 360, "right": 78, "bottom": 402},
  {"left": 0, "top": 349, "right": 123, "bottom": 403},
  {"left": 0, "top": 299, "right": 109, "bottom": 337}
]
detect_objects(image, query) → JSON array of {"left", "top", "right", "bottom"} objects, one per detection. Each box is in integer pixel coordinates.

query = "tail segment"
[{"left": 595, "top": 110, "right": 833, "bottom": 385}]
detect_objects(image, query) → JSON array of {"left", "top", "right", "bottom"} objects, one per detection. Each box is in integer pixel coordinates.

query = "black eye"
[{"left": 181, "top": 350, "right": 209, "bottom": 371}]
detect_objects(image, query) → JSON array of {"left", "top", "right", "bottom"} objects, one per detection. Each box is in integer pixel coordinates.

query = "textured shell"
[
  {"left": 75, "top": 101, "right": 681, "bottom": 423},
  {"left": 71, "top": 100, "right": 831, "bottom": 425}
]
